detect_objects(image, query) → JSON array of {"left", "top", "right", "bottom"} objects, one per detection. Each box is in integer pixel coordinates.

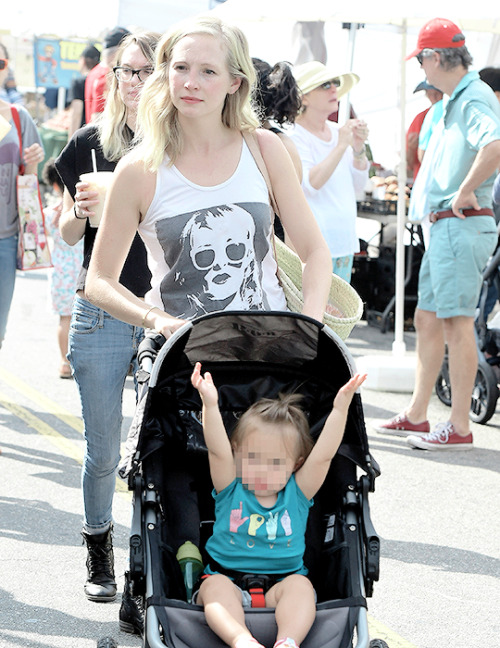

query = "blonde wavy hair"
[
  {"left": 97, "top": 31, "right": 160, "bottom": 161},
  {"left": 135, "top": 15, "right": 260, "bottom": 171}
]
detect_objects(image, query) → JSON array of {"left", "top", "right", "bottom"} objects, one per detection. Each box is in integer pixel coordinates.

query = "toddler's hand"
[
  {"left": 191, "top": 362, "right": 219, "bottom": 406},
  {"left": 333, "top": 373, "right": 367, "bottom": 412}
]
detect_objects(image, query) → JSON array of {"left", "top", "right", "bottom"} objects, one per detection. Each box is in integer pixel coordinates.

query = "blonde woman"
[
  {"left": 86, "top": 15, "right": 332, "bottom": 341},
  {"left": 55, "top": 31, "right": 159, "bottom": 611}
]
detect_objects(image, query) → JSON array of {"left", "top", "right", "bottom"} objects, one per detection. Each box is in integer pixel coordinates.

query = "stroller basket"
[{"left": 124, "top": 311, "right": 381, "bottom": 648}]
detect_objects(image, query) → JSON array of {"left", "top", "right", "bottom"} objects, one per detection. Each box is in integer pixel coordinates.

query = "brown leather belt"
[{"left": 429, "top": 208, "right": 494, "bottom": 223}]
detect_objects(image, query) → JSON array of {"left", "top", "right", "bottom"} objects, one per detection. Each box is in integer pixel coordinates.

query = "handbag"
[
  {"left": 242, "top": 131, "right": 363, "bottom": 340},
  {"left": 11, "top": 106, "right": 53, "bottom": 271}
]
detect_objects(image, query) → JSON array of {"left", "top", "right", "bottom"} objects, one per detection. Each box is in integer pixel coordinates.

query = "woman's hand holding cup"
[
  {"left": 77, "top": 172, "right": 114, "bottom": 227},
  {"left": 74, "top": 180, "right": 100, "bottom": 222}
]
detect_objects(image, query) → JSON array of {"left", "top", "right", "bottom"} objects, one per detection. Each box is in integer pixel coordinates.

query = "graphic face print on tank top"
[{"left": 155, "top": 202, "right": 272, "bottom": 318}]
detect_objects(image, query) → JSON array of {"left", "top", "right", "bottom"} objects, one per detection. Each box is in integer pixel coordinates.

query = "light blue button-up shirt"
[{"left": 426, "top": 70, "right": 500, "bottom": 212}]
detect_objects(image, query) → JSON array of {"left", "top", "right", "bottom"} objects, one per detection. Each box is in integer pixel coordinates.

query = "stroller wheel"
[
  {"left": 435, "top": 356, "right": 452, "bottom": 407},
  {"left": 369, "top": 641, "right": 389, "bottom": 648},
  {"left": 96, "top": 638, "right": 117, "bottom": 648},
  {"left": 470, "top": 359, "right": 499, "bottom": 425}
]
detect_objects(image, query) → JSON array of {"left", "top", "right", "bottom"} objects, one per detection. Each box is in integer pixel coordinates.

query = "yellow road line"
[
  {"left": 0, "top": 366, "right": 83, "bottom": 432},
  {"left": 0, "top": 394, "right": 84, "bottom": 465},
  {"left": 0, "top": 366, "right": 130, "bottom": 497},
  {"left": 367, "top": 613, "right": 418, "bottom": 647}
]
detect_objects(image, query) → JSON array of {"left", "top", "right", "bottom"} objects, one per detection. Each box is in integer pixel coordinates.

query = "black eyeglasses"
[
  {"left": 0, "top": 58, "right": 8, "bottom": 71},
  {"left": 113, "top": 66, "right": 154, "bottom": 82},
  {"left": 416, "top": 49, "right": 435, "bottom": 65},
  {"left": 319, "top": 79, "right": 341, "bottom": 90}
]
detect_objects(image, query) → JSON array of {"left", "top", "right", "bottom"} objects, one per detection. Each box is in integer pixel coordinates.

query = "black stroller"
[
  {"left": 120, "top": 311, "right": 385, "bottom": 648},
  {"left": 435, "top": 243, "right": 500, "bottom": 424}
]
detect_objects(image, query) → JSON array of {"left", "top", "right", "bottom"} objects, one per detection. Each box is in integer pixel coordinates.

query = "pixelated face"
[{"left": 234, "top": 422, "right": 299, "bottom": 497}]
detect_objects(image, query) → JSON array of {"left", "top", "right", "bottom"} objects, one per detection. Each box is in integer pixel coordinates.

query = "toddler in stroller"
[
  {"left": 190, "top": 361, "right": 366, "bottom": 648},
  {"left": 122, "top": 311, "right": 383, "bottom": 648}
]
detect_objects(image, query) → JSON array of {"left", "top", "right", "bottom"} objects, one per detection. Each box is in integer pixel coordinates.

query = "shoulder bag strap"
[
  {"left": 242, "top": 129, "right": 285, "bottom": 285},
  {"left": 10, "top": 105, "right": 25, "bottom": 175},
  {"left": 241, "top": 130, "right": 280, "bottom": 218}
]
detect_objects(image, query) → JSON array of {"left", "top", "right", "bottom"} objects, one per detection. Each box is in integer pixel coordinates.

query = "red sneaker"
[
  {"left": 407, "top": 422, "right": 473, "bottom": 451},
  {"left": 374, "top": 413, "right": 430, "bottom": 437}
]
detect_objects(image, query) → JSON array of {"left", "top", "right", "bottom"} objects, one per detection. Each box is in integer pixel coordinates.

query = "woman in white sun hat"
[{"left": 290, "top": 61, "right": 369, "bottom": 282}]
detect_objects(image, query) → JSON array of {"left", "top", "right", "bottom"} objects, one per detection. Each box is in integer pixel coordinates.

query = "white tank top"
[{"left": 139, "top": 139, "right": 287, "bottom": 319}]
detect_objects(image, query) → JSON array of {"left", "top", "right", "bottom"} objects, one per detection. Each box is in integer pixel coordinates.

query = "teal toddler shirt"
[{"left": 205, "top": 474, "right": 313, "bottom": 575}]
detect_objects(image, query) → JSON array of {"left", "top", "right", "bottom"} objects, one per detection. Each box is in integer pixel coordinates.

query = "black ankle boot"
[
  {"left": 82, "top": 527, "right": 117, "bottom": 602},
  {"left": 119, "top": 571, "right": 144, "bottom": 635}
]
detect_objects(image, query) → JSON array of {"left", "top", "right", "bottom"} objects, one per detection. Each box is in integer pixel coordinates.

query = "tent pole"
[{"left": 392, "top": 20, "right": 408, "bottom": 357}]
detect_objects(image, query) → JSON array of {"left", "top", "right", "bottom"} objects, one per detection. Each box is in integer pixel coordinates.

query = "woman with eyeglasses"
[
  {"left": 55, "top": 32, "right": 159, "bottom": 615},
  {"left": 0, "top": 42, "right": 44, "bottom": 350},
  {"left": 291, "top": 61, "right": 369, "bottom": 282}
]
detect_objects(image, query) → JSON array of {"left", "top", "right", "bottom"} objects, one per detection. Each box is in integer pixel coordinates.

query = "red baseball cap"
[{"left": 406, "top": 17, "right": 466, "bottom": 60}]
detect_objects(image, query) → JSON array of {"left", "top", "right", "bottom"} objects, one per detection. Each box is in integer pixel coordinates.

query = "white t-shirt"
[
  {"left": 139, "top": 139, "right": 287, "bottom": 319},
  {"left": 290, "top": 122, "right": 368, "bottom": 258}
]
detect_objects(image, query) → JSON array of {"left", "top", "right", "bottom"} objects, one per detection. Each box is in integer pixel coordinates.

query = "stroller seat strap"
[{"left": 207, "top": 559, "right": 295, "bottom": 607}]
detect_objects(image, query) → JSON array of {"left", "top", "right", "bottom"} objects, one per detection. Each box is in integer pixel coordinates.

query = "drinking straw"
[{"left": 91, "top": 149, "right": 97, "bottom": 173}]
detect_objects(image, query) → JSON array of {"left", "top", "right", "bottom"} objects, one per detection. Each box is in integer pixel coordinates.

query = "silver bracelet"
[{"left": 141, "top": 305, "right": 157, "bottom": 328}]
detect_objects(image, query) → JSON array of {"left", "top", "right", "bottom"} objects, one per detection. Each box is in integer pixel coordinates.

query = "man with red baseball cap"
[
  {"left": 405, "top": 17, "right": 466, "bottom": 60},
  {"left": 376, "top": 18, "right": 500, "bottom": 451}
]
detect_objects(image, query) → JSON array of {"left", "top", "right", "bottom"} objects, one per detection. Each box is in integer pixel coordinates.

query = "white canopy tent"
[{"left": 214, "top": 1, "right": 500, "bottom": 382}]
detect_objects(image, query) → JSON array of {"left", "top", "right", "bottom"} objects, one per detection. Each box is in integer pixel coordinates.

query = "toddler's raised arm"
[
  {"left": 296, "top": 373, "right": 367, "bottom": 500},
  {"left": 191, "top": 362, "right": 236, "bottom": 492}
]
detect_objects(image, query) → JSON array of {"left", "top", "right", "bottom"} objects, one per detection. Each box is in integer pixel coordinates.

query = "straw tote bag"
[{"left": 242, "top": 130, "right": 363, "bottom": 340}]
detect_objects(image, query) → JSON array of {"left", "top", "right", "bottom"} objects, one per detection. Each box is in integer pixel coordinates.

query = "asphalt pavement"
[{"left": 1, "top": 270, "right": 499, "bottom": 648}]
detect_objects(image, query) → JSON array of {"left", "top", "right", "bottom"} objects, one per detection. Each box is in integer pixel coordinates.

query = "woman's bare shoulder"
[{"left": 114, "top": 149, "right": 156, "bottom": 189}]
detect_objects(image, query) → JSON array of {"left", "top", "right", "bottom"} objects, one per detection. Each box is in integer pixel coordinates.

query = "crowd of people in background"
[{"left": 1, "top": 11, "right": 500, "bottom": 645}]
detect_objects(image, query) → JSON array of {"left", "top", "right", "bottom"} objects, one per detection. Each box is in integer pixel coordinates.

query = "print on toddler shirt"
[
  {"left": 156, "top": 202, "right": 272, "bottom": 318},
  {"left": 229, "top": 502, "right": 292, "bottom": 546}
]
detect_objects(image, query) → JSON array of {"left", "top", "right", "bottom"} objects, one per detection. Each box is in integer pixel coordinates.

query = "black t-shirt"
[
  {"left": 55, "top": 124, "right": 151, "bottom": 297},
  {"left": 68, "top": 76, "right": 86, "bottom": 128}
]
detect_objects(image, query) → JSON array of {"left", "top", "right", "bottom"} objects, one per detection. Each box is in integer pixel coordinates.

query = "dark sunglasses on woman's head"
[
  {"left": 0, "top": 59, "right": 8, "bottom": 71},
  {"left": 319, "top": 79, "right": 341, "bottom": 90}
]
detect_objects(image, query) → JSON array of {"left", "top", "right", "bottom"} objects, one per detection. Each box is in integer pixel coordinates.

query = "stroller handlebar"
[{"left": 138, "top": 332, "right": 166, "bottom": 371}]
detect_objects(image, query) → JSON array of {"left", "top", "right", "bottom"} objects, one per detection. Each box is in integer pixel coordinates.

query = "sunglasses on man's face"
[
  {"left": 0, "top": 59, "right": 8, "bottom": 71},
  {"left": 416, "top": 49, "right": 436, "bottom": 65},
  {"left": 319, "top": 79, "right": 341, "bottom": 90}
]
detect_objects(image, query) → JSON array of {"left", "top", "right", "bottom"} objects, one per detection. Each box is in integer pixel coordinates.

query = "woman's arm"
[
  {"left": 276, "top": 132, "right": 303, "bottom": 182},
  {"left": 59, "top": 185, "right": 96, "bottom": 246},
  {"left": 23, "top": 143, "right": 44, "bottom": 175},
  {"left": 85, "top": 156, "right": 186, "bottom": 338},
  {"left": 257, "top": 129, "right": 332, "bottom": 322}
]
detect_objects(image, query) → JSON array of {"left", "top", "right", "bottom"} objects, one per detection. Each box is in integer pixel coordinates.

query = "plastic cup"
[{"left": 79, "top": 171, "right": 114, "bottom": 228}]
